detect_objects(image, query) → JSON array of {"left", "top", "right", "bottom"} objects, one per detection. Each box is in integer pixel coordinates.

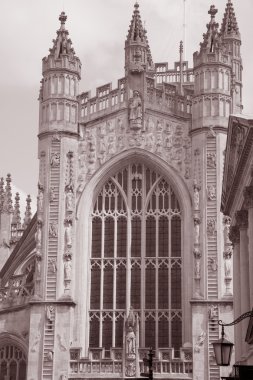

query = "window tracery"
[{"left": 89, "top": 163, "right": 182, "bottom": 355}]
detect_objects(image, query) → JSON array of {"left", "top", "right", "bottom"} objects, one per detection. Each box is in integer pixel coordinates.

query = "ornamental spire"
[
  {"left": 12, "top": 193, "right": 21, "bottom": 226},
  {"left": 2, "top": 174, "right": 13, "bottom": 214},
  {"left": 0, "top": 177, "right": 4, "bottom": 213},
  {"left": 49, "top": 11, "right": 76, "bottom": 60},
  {"left": 125, "top": 2, "right": 154, "bottom": 74},
  {"left": 220, "top": 0, "right": 240, "bottom": 38},
  {"left": 23, "top": 195, "right": 32, "bottom": 229},
  {"left": 199, "top": 5, "right": 220, "bottom": 53}
]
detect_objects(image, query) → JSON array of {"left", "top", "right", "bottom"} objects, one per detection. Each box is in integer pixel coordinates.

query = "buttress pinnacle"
[{"left": 220, "top": 0, "right": 240, "bottom": 37}]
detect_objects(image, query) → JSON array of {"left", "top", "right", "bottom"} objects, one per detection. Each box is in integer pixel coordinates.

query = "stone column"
[
  {"left": 235, "top": 210, "right": 250, "bottom": 356},
  {"left": 243, "top": 186, "right": 253, "bottom": 307},
  {"left": 229, "top": 226, "right": 241, "bottom": 362}
]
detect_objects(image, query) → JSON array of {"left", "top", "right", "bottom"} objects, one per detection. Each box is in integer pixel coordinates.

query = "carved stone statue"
[
  {"left": 193, "top": 180, "right": 201, "bottom": 210},
  {"left": 208, "top": 305, "right": 218, "bottom": 320},
  {"left": 65, "top": 221, "right": 72, "bottom": 247},
  {"left": 129, "top": 91, "right": 142, "bottom": 130},
  {"left": 35, "top": 222, "right": 42, "bottom": 248},
  {"left": 66, "top": 189, "right": 74, "bottom": 212},
  {"left": 64, "top": 257, "right": 72, "bottom": 281},
  {"left": 46, "top": 305, "right": 54, "bottom": 322},
  {"left": 50, "top": 153, "right": 60, "bottom": 167},
  {"left": 37, "top": 189, "right": 43, "bottom": 212},
  {"left": 49, "top": 221, "right": 58, "bottom": 238},
  {"left": 207, "top": 185, "right": 216, "bottom": 201},
  {"left": 224, "top": 247, "right": 232, "bottom": 277},
  {"left": 194, "top": 217, "right": 201, "bottom": 245},
  {"left": 223, "top": 216, "right": 231, "bottom": 245},
  {"left": 126, "top": 326, "right": 136, "bottom": 356}
]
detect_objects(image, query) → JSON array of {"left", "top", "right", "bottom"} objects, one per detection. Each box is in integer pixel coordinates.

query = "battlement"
[{"left": 155, "top": 61, "right": 194, "bottom": 84}]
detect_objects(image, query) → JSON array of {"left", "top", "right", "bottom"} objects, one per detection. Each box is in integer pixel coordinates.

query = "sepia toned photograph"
[{"left": 0, "top": 1, "right": 253, "bottom": 379}]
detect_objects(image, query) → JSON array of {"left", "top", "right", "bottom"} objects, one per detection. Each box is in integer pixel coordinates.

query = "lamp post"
[{"left": 212, "top": 309, "right": 253, "bottom": 367}]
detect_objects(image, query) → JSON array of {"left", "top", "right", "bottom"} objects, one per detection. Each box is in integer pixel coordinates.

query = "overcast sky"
[{"left": 0, "top": 0, "right": 252, "bottom": 208}]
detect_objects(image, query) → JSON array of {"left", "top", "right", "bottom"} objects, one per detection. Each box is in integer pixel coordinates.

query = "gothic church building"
[{"left": 0, "top": 1, "right": 242, "bottom": 379}]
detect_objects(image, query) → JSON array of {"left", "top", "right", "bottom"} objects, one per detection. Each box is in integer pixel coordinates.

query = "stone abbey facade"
[{"left": 0, "top": 1, "right": 243, "bottom": 379}]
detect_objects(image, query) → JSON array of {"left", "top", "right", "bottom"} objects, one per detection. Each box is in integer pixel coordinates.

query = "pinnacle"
[
  {"left": 23, "top": 194, "right": 32, "bottom": 229},
  {"left": 12, "top": 192, "right": 21, "bottom": 226},
  {"left": 220, "top": 0, "right": 240, "bottom": 37}
]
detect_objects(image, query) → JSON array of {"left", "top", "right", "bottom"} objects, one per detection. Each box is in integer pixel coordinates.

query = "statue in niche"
[
  {"left": 64, "top": 257, "right": 72, "bottom": 281},
  {"left": 194, "top": 217, "right": 201, "bottom": 245},
  {"left": 65, "top": 220, "right": 72, "bottom": 247},
  {"left": 49, "top": 187, "right": 56, "bottom": 202},
  {"left": 57, "top": 334, "right": 67, "bottom": 351},
  {"left": 223, "top": 216, "right": 231, "bottom": 245},
  {"left": 35, "top": 221, "right": 42, "bottom": 249},
  {"left": 46, "top": 350, "right": 53, "bottom": 361},
  {"left": 193, "top": 180, "right": 201, "bottom": 211},
  {"left": 35, "top": 254, "right": 42, "bottom": 277},
  {"left": 224, "top": 247, "right": 232, "bottom": 277},
  {"left": 207, "top": 185, "right": 216, "bottom": 201},
  {"left": 209, "top": 257, "right": 218, "bottom": 272},
  {"left": 37, "top": 189, "right": 44, "bottom": 212},
  {"left": 126, "top": 327, "right": 136, "bottom": 356},
  {"left": 66, "top": 188, "right": 74, "bottom": 212},
  {"left": 49, "top": 221, "right": 58, "bottom": 238},
  {"left": 129, "top": 91, "right": 142, "bottom": 129},
  {"left": 50, "top": 153, "right": 60, "bottom": 167}
]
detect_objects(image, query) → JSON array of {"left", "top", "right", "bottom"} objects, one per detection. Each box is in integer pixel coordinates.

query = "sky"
[{"left": 0, "top": 0, "right": 252, "bottom": 210}]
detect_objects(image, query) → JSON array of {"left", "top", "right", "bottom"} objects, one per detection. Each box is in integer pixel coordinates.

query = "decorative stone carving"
[
  {"left": 57, "top": 334, "right": 67, "bottom": 351},
  {"left": 51, "top": 153, "right": 60, "bottom": 167},
  {"left": 125, "top": 361, "right": 136, "bottom": 377},
  {"left": 207, "top": 185, "right": 216, "bottom": 201},
  {"left": 184, "top": 166, "right": 190, "bottom": 179},
  {"left": 193, "top": 180, "right": 201, "bottom": 211},
  {"left": 207, "top": 125, "right": 216, "bottom": 138},
  {"left": 49, "top": 221, "right": 58, "bottom": 238},
  {"left": 194, "top": 217, "right": 201, "bottom": 245},
  {"left": 65, "top": 151, "right": 74, "bottom": 190},
  {"left": 31, "top": 332, "right": 41, "bottom": 353},
  {"left": 207, "top": 153, "right": 216, "bottom": 168},
  {"left": 49, "top": 187, "right": 56, "bottom": 202},
  {"left": 207, "top": 218, "right": 216, "bottom": 237},
  {"left": 194, "top": 331, "right": 206, "bottom": 353},
  {"left": 129, "top": 90, "right": 142, "bottom": 130}
]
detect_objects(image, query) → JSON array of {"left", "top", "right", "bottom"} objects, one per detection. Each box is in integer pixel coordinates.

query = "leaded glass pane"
[
  {"left": 92, "top": 218, "right": 102, "bottom": 258},
  {"left": 104, "top": 217, "right": 114, "bottom": 258},
  {"left": 146, "top": 217, "right": 156, "bottom": 257}
]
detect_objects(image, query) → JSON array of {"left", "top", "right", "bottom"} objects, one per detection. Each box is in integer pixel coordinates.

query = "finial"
[
  {"left": 59, "top": 11, "right": 67, "bottom": 28},
  {"left": 12, "top": 192, "right": 21, "bottom": 226},
  {"left": 23, "top": 195, "right": 32, "bottom": 229},
  {"left": 134, "top": 2, "right": 139, "bottom": 10},
  {"left": 208, "top": 5, "right": 218, "bottom": 19},
  {"left": 179, "top": 40, "right": 183, "bottom": 54},
  {"left": 0, "top": 177, "right": 4, "bottom": 212},
  {"left": 2, "top": 174, "right": 13, "bottom": 214}
]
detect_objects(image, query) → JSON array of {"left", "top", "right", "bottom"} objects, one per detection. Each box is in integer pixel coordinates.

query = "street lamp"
[{"left": 212, "top": 310, "right": 253, "bottom": 367}]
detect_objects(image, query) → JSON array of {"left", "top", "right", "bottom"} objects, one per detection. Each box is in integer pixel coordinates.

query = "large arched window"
[
  {"left": 89, "top": 163, "right": 182, "bottom": 356},
  {"left": 0, "top": 344, "right": 27, "bottom": 380}
]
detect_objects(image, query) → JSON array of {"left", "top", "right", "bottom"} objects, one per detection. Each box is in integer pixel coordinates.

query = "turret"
[
  {"left": 192, "top": 5, "right": 232, "bottom": 130},
  {"left": 220, "top": 0, "right": 242, "bottom": 113},
  {"left": 125, "top": 2, "right": 154, "bottom": 76},
  {"left": 39, "top": 11, "right": 81, "bottom": 135}
]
